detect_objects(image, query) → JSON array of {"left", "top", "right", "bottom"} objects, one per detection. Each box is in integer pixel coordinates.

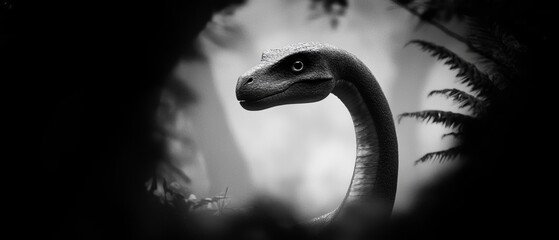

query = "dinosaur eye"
[{"left": 291, "top": 61, "right": 304, "bottom": 72}]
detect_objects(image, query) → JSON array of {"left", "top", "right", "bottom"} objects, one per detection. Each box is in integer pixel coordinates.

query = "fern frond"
[
  {"left": 467, "top": 21, "right": 523, "bottom": 70},
  {"left": 398, "top": 110, "right": 474, "bottom": 130},
  {"left": 407, "top": 40, "right": 499, "bottom": 98},
  {"left": 415, "top": 146, "right": 463, "bottom": 165},
  {"left": 428, "top": 88, "right": 487, "bottom": 115},
  {"left": 441, "top": 131, "right": 462, "bottom": 139}
]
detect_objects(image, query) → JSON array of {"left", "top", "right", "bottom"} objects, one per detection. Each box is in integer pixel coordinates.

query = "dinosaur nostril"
[{"left": 246, "top": 77, "right": 253, "bottom": 84}]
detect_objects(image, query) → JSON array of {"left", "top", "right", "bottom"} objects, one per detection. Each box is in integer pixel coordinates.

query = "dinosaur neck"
[
  {"left": 333, "top": 81, "right": 380, "bottom": 202},
  {"left": 329, "top": 52, "right": 398, "bottom": 219}
]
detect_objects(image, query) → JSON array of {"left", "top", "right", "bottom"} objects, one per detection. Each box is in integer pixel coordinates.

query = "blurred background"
[{"left": 160, "top": 0, "right": 474, "bottom": 219}]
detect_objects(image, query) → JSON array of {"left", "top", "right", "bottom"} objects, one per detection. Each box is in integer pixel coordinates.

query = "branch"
[{"left": 394, "top": 2, "right": 468, "bottom": 43}]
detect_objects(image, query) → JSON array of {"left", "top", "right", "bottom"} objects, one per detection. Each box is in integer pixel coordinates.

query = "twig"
[
  {"left": 396, "top": 3, "right": 469, "bottom": 43},
  {"left": 219, "top": 187, "right": 229, "bottom": 215}
]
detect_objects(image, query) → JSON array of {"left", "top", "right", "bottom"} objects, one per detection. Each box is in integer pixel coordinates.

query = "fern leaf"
[
  {"left": 428, "top": 88, "right": 487, "bottom": 115},
  {"left": 441, "top": 131, "right": 463, "bottom": 139},
  {"left": 407, "top": 40, "right": 499, "bottom": 98},
  {"left": 467, "top": 21, "right": 523, "bottom": 70},
  {"left": 415, "top": 146, "right": 463, "bottom": 165},
  {"left": 398, "top": 110, "right": 474, "bottom": 130}
]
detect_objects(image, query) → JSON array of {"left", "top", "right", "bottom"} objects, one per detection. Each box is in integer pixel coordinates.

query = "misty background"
[{"left": 158, "top": 0, "right": 474, "bottom": 219}]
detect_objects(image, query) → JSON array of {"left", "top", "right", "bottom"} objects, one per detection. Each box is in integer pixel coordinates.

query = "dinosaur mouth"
[
  {"left": 238, "top": 84, "right": 288, "bottom": 103},
  {"left": 238, "top": 86, "right": 289, "bottom": 103},
  {"left": 238, "top": 78, "right": 332, "bottom": 111},
  {"left": 238, "top": 89, "right": 286, "bottom": 111}
]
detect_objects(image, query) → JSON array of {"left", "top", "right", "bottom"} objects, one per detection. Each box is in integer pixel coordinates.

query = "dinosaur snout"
[
  {"left": 238, "top": 75, "right": 253, "bottom": 87},
  {"left": 244, "top": 77, "right": 254, "bottom": 85},
  {"left": 236, "top": 75, "right": 256, "bottom": 101}
]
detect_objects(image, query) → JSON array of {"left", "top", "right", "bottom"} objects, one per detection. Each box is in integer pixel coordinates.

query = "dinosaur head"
[{"left": 236, "top": 43, "right": 337, "bottom": 110}]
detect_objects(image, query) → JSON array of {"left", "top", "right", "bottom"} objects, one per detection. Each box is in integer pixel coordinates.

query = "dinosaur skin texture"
[{"left": 236, "top": 42, "right": 398, "bottom": 226}]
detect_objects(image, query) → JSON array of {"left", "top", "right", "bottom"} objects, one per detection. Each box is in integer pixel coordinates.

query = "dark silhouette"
[
  {"left": 8, "top": 0, "right": 244, "bottom": 238},
  {"left": 391, "top": 0, "right": 553, "bottom": 238}
]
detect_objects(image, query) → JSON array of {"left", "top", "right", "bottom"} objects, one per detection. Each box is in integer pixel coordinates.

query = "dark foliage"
[
  {"left": 393, "top": 0, "right": 553, "bottom": 239},
  {"left": 398, "top": 110, "right": 474, "bottom": 130},
  {"left": 8, "top": 0, "right": 244, "bottom": 239},
  {"left": 413, "top": 146, "right": 463, "bottom": 165},
  {"left": 428, "top": 89, "right": 486, "bottom": 115},
  {"left": 406, "top": 40, "right": 499, "bottom": 98},
  {"left": 311, "top": 0, "right": 348, "bottom": 12},
  {"left": 309, "top": 0, "right": 349, "bottom": 28}
]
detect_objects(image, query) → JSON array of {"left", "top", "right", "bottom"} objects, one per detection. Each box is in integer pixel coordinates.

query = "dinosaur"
[{"left": 235, "top": 42, "right": 398, "bottom": 225}]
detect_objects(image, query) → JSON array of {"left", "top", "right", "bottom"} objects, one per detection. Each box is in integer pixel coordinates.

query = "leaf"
[
  {"left": 415, "top": 146, "right": 463, "bottom": 165},
  {"left": 441, "top": 131, "right": 463, "bottom": 139},
  {"left": 428, "top": 88, "right": 487, "bottom": 115},
  {"left": 407, "top": 40, "right": 499, "bottom": 98},
  {"left": 467, "top": 21, "right": 523, "bottom": 72},
  {"left": 398, "top": 110, "right": 475, "bottom": 130}
]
